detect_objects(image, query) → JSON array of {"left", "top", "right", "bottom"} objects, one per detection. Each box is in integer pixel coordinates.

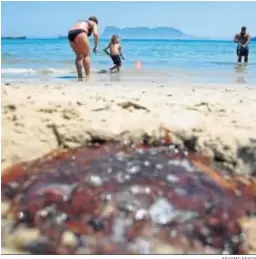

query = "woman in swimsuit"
[{"left": 68, "top": 16, "right": 99, "bottom": 79}]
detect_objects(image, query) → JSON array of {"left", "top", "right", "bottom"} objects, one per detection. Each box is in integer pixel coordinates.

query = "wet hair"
[
  {"left": 111, "top": 34, "right": 120, "bottom": 43},
  {"left": 88, "top": 16, "right": 98, "bottom": 24},
  {"left": 241, "top": 26, "right": 246, "bottom": 31}
]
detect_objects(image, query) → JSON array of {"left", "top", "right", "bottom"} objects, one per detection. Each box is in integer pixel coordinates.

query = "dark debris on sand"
[{"left": 1, "top": 139, "right": 256, "bottom": 254}]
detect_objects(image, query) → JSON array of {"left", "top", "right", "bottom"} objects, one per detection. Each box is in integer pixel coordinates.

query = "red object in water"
[{"left": 135, "top": 61, "right": 142, "bottom": 70}]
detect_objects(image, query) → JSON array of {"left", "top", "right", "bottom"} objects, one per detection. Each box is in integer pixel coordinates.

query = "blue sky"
[{"left": 1, "top": 1, "right": 256, "bottom": 39}]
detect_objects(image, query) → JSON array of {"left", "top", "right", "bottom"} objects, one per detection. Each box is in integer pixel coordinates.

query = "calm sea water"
[{"left": 1, "top": 38, "right": 256, "bottom": 84}]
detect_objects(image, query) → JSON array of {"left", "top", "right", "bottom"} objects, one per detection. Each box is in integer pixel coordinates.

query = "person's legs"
[
  {"left": 236, "top": 47, "right": 242, "bottom": 63},
  {"left": 75, "top": 55, "right": 84, "bottom": 79},
  {"left": 116, "top": 56, "right": 121, "bottom": 72},
  {"left": 244, "top": 47, "right": 249, "bottom": 63},
  {"left": 76, "top": 35, "right": 90, "bottom": 78},
  {"left": 110, "top": 65, "right": 118, "bottom": 72},
  {"left": 69, "top": 33, "right": 90, "bottom": 79},
  {"left": 110, "top": 56, "right": 117, "bottom": 72},
  {"left": 70, "top": 42, "right": 83, "bottom": 78},
  {"left": 83, "top": 55, "right": 91, "bottom": 78},
  {"left": 110, "top": 56, "right": 121, "bottom": 73}
]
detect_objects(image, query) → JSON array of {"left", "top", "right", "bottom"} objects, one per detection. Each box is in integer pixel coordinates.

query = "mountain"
[
  {"left": 251, "top": 36, "right": 256, "bottom": 41},
  {"left": 101, "top": 26, "right": 194, "bottom": 40}
]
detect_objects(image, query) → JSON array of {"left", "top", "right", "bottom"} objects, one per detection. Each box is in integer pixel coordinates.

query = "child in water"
[{"left": 103, "top": 35, "right": 125, "bottom": 72}]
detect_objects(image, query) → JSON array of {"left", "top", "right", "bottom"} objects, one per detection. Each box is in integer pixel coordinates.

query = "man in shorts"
[{"left": 233, "top": 26, "right": 251, "bottom": 63}]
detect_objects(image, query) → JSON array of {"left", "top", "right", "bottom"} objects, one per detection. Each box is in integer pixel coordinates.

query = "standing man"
[{"left": 233, "top": 26, "right": 251, "bottom": 63}]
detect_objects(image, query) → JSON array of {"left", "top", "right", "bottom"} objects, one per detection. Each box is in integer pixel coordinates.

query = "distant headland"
[
  {"left": 101, "top": 26, "right": 195, "bottom": 40},
  {"left": 251, "top": 36, "right": 256, "bottom": 41}
]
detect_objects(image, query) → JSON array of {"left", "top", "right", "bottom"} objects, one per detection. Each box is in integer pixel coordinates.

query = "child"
[{"left": 103, "top": 35, "right": 124, "bottom": 72}]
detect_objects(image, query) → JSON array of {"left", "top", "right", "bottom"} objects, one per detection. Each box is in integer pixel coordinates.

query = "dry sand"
[{"left": 1, "top": 80, "right": 256, "bottom": 176}]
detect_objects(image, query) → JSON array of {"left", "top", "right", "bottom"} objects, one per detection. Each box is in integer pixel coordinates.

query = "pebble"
[
  {"left": 133, "top": 237, "right": 151, "bottom": 254},
  {"left": 88, "top": 217, "right": 105, "bottom": 232},
  {"left": 127, "top": 165, "right": 141, "bottom": 174},
  {"left": 1, "top": 201, "right": 11, "bottom": 216},
  {"left": 149, "top": 198, "right": 175, "bottom": 225},
  {"left": 62, "top": 231, "right": 78, "bottom": 247},
  {"left": 1, "top": 219, "right": 14, "bottom": 246},
  {"left": 166, "top": 174, "right": 180, "bottom": 183},
  {"left": 112, "top": 215, "right": 133, "bottom": 242},
  {"left": 135, "top": 209, "right": 149, "bottom": 221},
  {"left": 130, "top": 185, "right": 143, "bottom": 194},
  {"left": 144, "top": 187, "right": 151, "bottom": 194},
  {"left": 151, "top": 239, "right": 184, "bottom": 254},
  {"left": 101, "top": 202, "right": 116, "bottom": 217},
  {"left": 144, "top": 161, "right": 151, "bottom": 167},
  {"left": 4, "top": 181, "right": 19, "bottom": 198},
  {"left": 5, "top": 227, "right": 40, "bottom": 249},
  {"left": 155, "top": 163, "right": 163, "bottom": 170},
  {"left": 176, "top": 210, "right": 199, "bottom": 223},
  {"left": 55, "top": 213, "right": 68, "bottom": 225},
  {"left": 1, "top": 247, "right": 28, "bottom": 254},
  {"left": 76, "top": 247, "right": 93, "bottom": 254},
  {"left": 26, "top": 237, "right": 52, "bottom": 254},
  {"left": 87, "top": 175, "right": 103, "bottom": 187},
  {"left": 240, "top": 217, "right": 256, "bottom": 253}
]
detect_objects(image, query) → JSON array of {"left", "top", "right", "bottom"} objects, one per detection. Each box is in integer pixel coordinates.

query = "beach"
[
  {"left": 2, "top": 80, "right": 256, "bottom": 174},
  {"left": 2, "top": 0, "right": 256, "bottom": 254},
  {"left": 2, "top": 79, "right": 256, "bottom": 254}
]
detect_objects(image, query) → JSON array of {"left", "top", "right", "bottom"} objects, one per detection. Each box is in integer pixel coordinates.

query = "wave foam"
[
  {"left": 2, "top": 67, "right": 104, "bottom": 76},
  {"left": 1, "top": 68, "right": 36, "bottom": 74},
  {"left": 1, "top": 67, "right": 77, "bottom": 75}
]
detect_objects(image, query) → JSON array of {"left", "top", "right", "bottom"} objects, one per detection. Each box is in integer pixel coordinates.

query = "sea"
[{"left": 1, "top": 38, "right": 256, "bottom": 84}]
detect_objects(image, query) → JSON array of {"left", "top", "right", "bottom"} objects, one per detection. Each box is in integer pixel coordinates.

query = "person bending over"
[{"left": 68, "top": 16, "right": 99, "bottom": 79}]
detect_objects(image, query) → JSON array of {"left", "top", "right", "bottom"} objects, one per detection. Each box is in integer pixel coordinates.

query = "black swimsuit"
[
  {"left": 110, "top": 42, "right": 122, "bottom": 66},
  {"left": 237, "top": 45, "right": 249, "bottom": 57},
  {"left": 68, "top": 21, "right": 93, "bottom": 42},
  {"left": 111, "top": 55, "right": 121, "bottom": 66},
  {"left": 236, "top": 33, "right": 249, "bottom": 57}
]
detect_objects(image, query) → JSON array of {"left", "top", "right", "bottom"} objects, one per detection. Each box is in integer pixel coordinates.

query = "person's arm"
[
  {"left": 103, "top": 44, "right": 111, "bottom": 56},
  {"left": 233, "top": 34, "right": 239, "bottom": 43},
  {"left": 119, "top": 46, "right": 125, "bottom": 60},
  {"left": 92, "top": 24, "right": 99, "bottom": 53},
  {"left": 244, "top": 34, "right": 251, "bottom": 46}
]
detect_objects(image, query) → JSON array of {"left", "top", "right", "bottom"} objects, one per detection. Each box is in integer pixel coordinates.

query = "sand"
[
  {"left": 1, "top": 79, "right": 256, "bottom": 254},
  {"left": 1, "top": 81, "right": 256, "bottom": 175},
  {"left": 1, "top": 80, "right": 256, "bottom": 176}
]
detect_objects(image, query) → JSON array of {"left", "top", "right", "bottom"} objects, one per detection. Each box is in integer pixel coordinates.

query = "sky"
[{"left": 1, "top": 1, "right": 256, "bottom": 39}]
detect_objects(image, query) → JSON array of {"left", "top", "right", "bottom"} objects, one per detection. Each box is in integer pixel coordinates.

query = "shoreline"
[
  {"left": 1, "top": 80, "right": 256, "bottom": 176},
  {"left": 2, "top": 64, "right": 256, "bottom": 85}
]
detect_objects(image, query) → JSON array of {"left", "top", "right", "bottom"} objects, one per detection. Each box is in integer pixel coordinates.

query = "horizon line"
[{"left": 2, "top": 36, "right": 238, "bottom": 41}]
